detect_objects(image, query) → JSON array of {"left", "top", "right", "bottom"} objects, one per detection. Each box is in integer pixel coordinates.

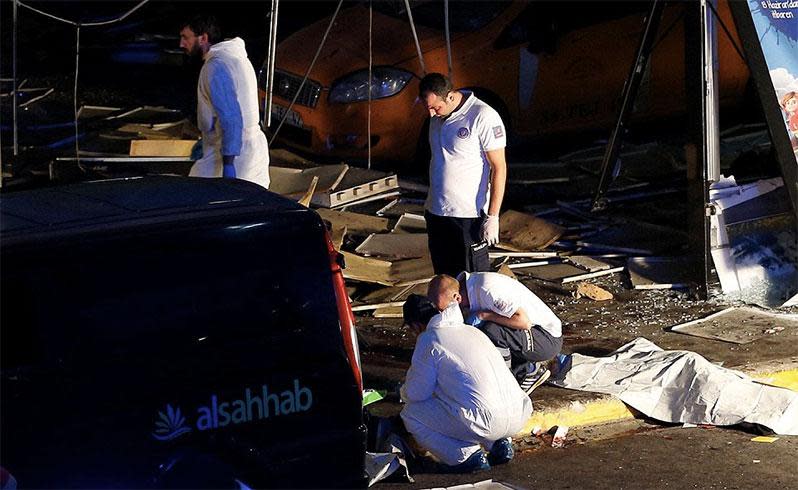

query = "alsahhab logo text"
[{"left": 153, "top": 379, "right": 313, "bottom": 441}]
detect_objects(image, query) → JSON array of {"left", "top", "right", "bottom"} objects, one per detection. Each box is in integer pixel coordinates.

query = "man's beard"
[{"left": 185, "top": 44, "right": 204, "bottom": 65}]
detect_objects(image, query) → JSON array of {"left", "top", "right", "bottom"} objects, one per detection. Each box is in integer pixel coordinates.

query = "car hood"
[{"left": 275, "top": 4, "right": 458, "bottom": 84}]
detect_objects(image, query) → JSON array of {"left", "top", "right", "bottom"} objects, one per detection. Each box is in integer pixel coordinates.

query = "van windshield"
[{"left": 373, "top": 0, "right": 511, "bottom": 32}]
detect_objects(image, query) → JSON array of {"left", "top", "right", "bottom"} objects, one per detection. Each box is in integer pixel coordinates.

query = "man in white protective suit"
[
  {"left": 179, "top": 15, "right": 270, "bottom": 188},
  {"left": 400, "top": 294, "right": 533, "bottom": 473}
]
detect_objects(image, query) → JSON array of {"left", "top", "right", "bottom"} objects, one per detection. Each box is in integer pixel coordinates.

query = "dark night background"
[{"left": 0, "top": 1, "right": 346, "bottom": 120}]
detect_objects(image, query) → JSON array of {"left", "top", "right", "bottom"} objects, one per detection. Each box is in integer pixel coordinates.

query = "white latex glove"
[{"left": 482, "top": 214, "right": 500, "bottom": 246}]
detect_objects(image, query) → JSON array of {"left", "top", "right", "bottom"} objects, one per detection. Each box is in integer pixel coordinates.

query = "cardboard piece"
[
  {"left": 574, "top": 282, "right": 614, "bottom": 301},
  {"left": 376, "top": 198, "right": 426, "bottom": 218},
  {"left": 373, "top": 306, "right": 404, "bottom": 318},
  {"left": 355, "top": 233, "right": 429, "bottom": 259},
  {"left": 525, "top": 263, "right": 624, "bottom": 283},
  {"left": 627, "top": 257, "right": 694, "bottom": 290},
  {"left": 496, "top": 263, "right": 517, "bottom": 280},
  {"left": 489, "top": 251, "right": 560, "bottom": 259},
  {"left": 669, "top": 307, "right": 798, "bottom": 344},
  {"left": 269, "top": 164, "right": 349, "bottom": 202},
  {"left": 507, "top": 260, "right": 560, "bottom": 270},
  {"left": 564, "top": 255, "right": 615, "bottom": 272},
  {"left": 524, "top": 263, "right": 588, "bottom": 282},
  {"left": 315, "top": 209, "right": 390, "bottom": 235},
  {"left": 129, "top": 139, "right": 197, "bottom": 157},
  {"left": 341, "top": 252, "right": 434, "bottom": 286},
  {"left": 496, "top": 210, "right": 564, "bottom": 252},
  {"left": 392, "top": 213, "right": 427, "bottom": 234},
  {"left": 329, "top": 167, "right": 400, "bottom": 208},
  {"left": 330, "top": 225, "right": 347, "bottom": 251},
  {"left": 297, "top": 176, "right": 319, "bottom": 208},
  {"left": 351, "top": 301, "right": 406, "bottom": 312}
]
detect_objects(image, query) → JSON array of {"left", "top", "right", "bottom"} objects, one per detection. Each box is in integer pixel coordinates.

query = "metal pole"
[
  {"left": 591, "top": 0, "right": 665, "bottom": 211},
  {"left": 703, "top": 0, "right": 720, "bottom": 182},
  {"left": 263, "top": 0, "right": 279, "bottom": 128},
  {"left": 13, "top": 0, "right": 19, "bottom": 157},
  {"left": 684, "top": 0, "right": 714, "bottom": 298}
]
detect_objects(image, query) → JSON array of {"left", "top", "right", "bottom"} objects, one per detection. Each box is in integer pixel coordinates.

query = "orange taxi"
[{"left": 261, "top": 0, "right": 749, "bottom": 165}]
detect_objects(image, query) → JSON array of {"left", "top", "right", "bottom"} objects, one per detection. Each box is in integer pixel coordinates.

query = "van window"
[
  {"left": 1, "top": 215, "right": 341, "bottom": 370},
  {"left": 374, "top": 0, "right": 511, "bottom": 32}
]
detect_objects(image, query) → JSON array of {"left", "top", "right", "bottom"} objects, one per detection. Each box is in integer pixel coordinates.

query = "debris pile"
[{"left": 264, "top": 149, "right": 726, "bottom": 318}]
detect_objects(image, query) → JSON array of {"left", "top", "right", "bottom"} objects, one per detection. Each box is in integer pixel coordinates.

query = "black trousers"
[
  {"left": 424, "top": 210, "right": 489, "bottom": 277},
  {"left": 478, "top": 321, "right": 563, "bottom": 380}
]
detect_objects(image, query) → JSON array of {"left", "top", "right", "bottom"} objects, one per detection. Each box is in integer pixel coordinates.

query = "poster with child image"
[{"left": 747, "top": 0, "right": 798, "bottom": 161}]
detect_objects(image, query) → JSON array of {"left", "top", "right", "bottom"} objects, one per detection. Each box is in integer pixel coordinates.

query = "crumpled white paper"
[{"left": 550, "top": 337, "right": 798, "bottom": 435}]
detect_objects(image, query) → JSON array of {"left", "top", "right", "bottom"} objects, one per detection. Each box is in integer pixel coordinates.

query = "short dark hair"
[
  {"left": 403, "top": 294, "right": 437, "bottom": 326},
  {"left": 418, "top": 73, "right": 452, "bottom": 98},
  {"left": 182, "top": 14, "right": 222, "bottom": 45}
]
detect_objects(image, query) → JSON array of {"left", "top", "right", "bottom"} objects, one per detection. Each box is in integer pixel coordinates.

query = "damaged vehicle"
[{"left": 261, "top": 0, "right": 749, "bottom": 166}]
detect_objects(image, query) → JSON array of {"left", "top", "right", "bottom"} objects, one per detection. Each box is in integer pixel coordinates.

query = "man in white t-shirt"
[
  {"left": 418, "top": 73, "right": 507, "bottom": 276},
  {"left": 427, "top": 272, "right": 563, "bottom": 395}
]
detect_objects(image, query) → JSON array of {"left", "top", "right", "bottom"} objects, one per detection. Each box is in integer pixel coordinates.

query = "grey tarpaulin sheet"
[
  {"left": 551, "top": 338, "right": 798, "bottom": 435},
  {"left": 365, "top": 433, "right": 413, "bottom": 486}
]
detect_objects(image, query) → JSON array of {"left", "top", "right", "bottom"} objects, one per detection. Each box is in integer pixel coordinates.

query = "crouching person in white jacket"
[{"left": 400, "top": 294, "right": 533, "bottom": 473}]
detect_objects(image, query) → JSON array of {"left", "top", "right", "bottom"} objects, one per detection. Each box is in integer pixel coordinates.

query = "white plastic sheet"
[{"left": 551, "top": 338, "right": 798, "bottom": 435}]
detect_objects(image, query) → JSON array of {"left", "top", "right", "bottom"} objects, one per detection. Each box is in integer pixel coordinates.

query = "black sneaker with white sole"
[{"left": 519, "top": 362, "right": 550, "bottom": 395}]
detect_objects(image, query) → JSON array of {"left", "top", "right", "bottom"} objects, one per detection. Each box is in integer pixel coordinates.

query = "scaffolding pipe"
[
  {"left": 403, "top": 0, "right": 426, "bottom": 75},
  {"left": 367, "top": 0, "right": 372, "bottom": 170},
  {"left": 702, "top": 0, "right": 721, "bottom": 182},
  {"left": 12, "top": 0, "right": 19, "bottom": 157},
  {"left": 263, "top": 0, "right": 279, "bottom": 127},
  {"left": 444, "top": 0, "right": 452, "bottom": 79}
]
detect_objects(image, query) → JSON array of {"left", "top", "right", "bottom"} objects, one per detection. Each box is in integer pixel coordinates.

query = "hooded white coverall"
[
  {"left": 400, "top": 304, "right": 533, "bottom": 465},
  {"left": 192, "top": 37, "right": 270, "bottom": 188}
]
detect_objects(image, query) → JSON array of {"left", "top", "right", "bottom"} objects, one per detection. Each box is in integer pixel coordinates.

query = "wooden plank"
[
  {"left": 561, "top": 266, "right": 624, "bottom": 284},
  {"left": 297, "top": 176, "right": 319, "bottom": 207},
  {"left": 269, "top": 164, "right": 348, "bottom": 198},
  {"left": 341, "top": 251, "right": 394, "bottom": 286},
  {"left": 524, "top": 263, "right": 623, "bottom": 283},
  {"left": 524, "top": 263, "right": 588, "bottom": 282},
  {"left": 507, "top": 260, "right": 560, "bottom": 269},
  {"left": 340, "top": 252, "right": 434, "bottom": 286},
  {"left": 355, "top": 233, "right": 429, "bottom": 259},
  {"left": 489, "top": 251, "right": 560, "bottom": 259},
  {"left": 497, "top": 263, "right": 517, "bottom": 280},
  {"left": 377, "top": 198, "right": 426, "bottom": 218},
  {"left": 330, "top": 225, "right": 346, "bottom": 251},
  {"left": 392, "top": 213, "right": 427, "bottom": 233},
  {"left": 564, "top": 255, "right": 615, "bottom": 272},
  {"left": 391, "top": 257, "right": 436, "bottom": 287},
  {"left": 373, "top": 306, "right": 404, "bottom": 318},
  {"left": 351, "top": 301, "right": 406, "bottom": 312},
  {"left": 315, "top": 209, "right": 390, "bottom": 235},
  {"left": 129, "top": 139, "right": 196, "bottom": 157},
  {"left": 356, "top": 283, "right": 415, "bottom": 305},
  {"left": 496, "top": 210, "right": 564, "bottom": 252}
]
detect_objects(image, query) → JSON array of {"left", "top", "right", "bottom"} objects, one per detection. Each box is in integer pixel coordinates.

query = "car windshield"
[{"left": 373, "top": 0, "right": 511, "bottom": 32}]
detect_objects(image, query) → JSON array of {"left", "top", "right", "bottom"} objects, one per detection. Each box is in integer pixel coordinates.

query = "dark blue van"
[{"left": 0, "top": 177, "right": 366, "bottom": 488}]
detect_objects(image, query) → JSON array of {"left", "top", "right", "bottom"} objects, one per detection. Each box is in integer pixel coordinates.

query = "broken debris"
[{"left": 668, "top": 307, "right": 798, "bottom": 344}]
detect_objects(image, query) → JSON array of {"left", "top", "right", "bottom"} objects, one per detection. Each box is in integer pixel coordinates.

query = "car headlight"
[{"left": 329, "top": 67, "right": 413, "bottom": 104}]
